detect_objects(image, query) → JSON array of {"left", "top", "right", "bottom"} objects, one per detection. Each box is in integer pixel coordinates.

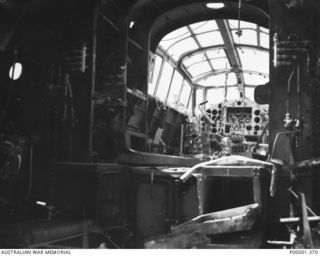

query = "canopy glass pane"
[
  {"left": 183, "top": 52, "right": 207, "bottom": 67},
  {"left": 198, "top": 72, "right": 237, "bottom": 87},
  {"left": 190, "top": 20, "right": 218, "bottom": 33},
  {"left": 167, "top": 70, "right": 183, "bottom": 105},
  {"left": 187, "top": 61, "right": 212, "bottom": 77},
  {"left": 210, "top": 58, "right": 230, "bottom": 70},
  {"left": 155, "top": 18, "right": 270, "bottom": 105},
  {"left": 232, "top": 29, "right": 258, "bottom": 46},
  {"left": 167, "top": 37, "right": 198, "bottom": 61},
  {"left": 245, "top": 87, "right": 255, "bottom": 100},
  {"left": 207, "top": 88, "right": 224, "bottom": 105},
  {"left": 155, "top": 61, "right": 174, "bottom": 101},
  {"left": 196, "top": 31, "right": 223, "bottom": 47},
  {"left": 243, "top": 72, "right": 269, "bottom": 85},
  {"left": 260, "top": 32, "right": 269, "bottom": 48},
  {"left": 179, "top": 81, "right": 192, "bottom": 106},
  {"left": 159, "top": 27, "right": 190, "bottom": 50},
  {"left": 148, "top": 55, "right": 162, "bottom": 95},
  {"left": 237, "top": 47, "right": 269, "bottom": 74},
  {"left": 206, "top": 48, "right": 226, "bottom": 59}
]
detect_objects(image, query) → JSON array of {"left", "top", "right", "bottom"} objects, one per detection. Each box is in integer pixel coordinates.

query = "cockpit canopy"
[{"left": 149, "top": 19, "right": 269, "bottom": 113}]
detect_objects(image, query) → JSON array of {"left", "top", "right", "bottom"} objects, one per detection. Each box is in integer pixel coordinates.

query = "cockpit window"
[
  {"left": 154, "top": 61, "right": 174, "bottom": 102},
  {"left": 167, "top": 70, "right": 183, "bottom": 106},
  {"left": 206, "top": 86, "right": 240, "bottom": 104},
  {"left": 149, "top": 18, "right": 269, "bottom": 116},
  {"left": 179, "top": 80, "right": 192, "bottom": 107},
  {"left": 198, "top": 72, "right": 237, "bottom": 87},
  {"left": 166, "top": 38, "right": 199, "bottom": 61},
  {"left": 153, "top": 19, "right": 269, "bottom": 104},
  {"left": 159, "top": 27, "right": 191, "bottom": 50},
  {"left": 190, "top": 20, "right": 219, "bottom": 33},
  {"left": 237, "top": 47, "right": 269, "bottom": 76},
  {"left": 187, "top": 61, "right": 212, "bottom": 78},
  {"left": 149, "top": 55, "right": 163, "bottom": 95}
]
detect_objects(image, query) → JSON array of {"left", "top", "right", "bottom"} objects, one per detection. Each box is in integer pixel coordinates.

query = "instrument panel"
[{"left": 200, "top": 98, "right": 268, "bottom": 140}]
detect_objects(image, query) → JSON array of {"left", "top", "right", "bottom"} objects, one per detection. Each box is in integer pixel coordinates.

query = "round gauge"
[
  {"left": 246, "top": 125, "right": 252, "bottom": 131},
  {"left": 212, "top": 109, "right": 218, "bottom": 115},
  {"left": 254, "top": 125, "right": 260, "bottom": 131},
  {"left": 254, "top": 117, "right": 260, "bottom": 123},
  {"left": 254, "top": 110, "right": 260, "bottom": 115}
]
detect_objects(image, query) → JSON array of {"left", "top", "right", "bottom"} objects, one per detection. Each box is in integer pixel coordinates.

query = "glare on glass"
[{"left": 9, "top": 62, "right": 23, "bottom": 80}]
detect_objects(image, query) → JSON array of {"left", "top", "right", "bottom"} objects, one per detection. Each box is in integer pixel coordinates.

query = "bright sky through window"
[{"left": 153, "top": 18, "right": 269, "bottom": 108}]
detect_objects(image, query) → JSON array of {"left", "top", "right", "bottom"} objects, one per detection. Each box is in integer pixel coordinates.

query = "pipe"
[
  {"left": 273, "top": 33, "right": 278, "bottom": 68},
  {"left": 267, "top": 232, "right": 296, "bottom": 246},
  {"left": 287, "top": 68, "right": 296, "bottom": 114},
  {"left": 198, "top": 101, "right": 215, "bottom": 125},
  {"left": 288, "top": 187, "right": 317, "bottom": 217},
  {"left": 280, "top": 216, "right": 320, "bottom": 223},
  {"left": 297, "top": 62, "right": 301, "bottom": 120},
  {"left": 180, "top": 155, "right": 275, "bottom": 183},
  {"left": 180, "top": 124, "right": 184, "bottom": 156}
]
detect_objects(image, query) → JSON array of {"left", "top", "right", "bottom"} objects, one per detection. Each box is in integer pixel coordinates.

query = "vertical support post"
[
  {"left": 88, "top": 1, "right": 99, "bottom": 160},
  {"left": 252, "top": 175, "right": 261, "bottom": 205},
  {"left": 119, "top": 16, "right": 129, "bottom": 132},
  {"left": 180, "top": 124, "right": 184, "bottom": 156},
  {"left": 192, "top": 87, "right": 196, "bottom": 116},
  {"left": 298, "top": 193, "right": 313, "bottom": 248},
  {"left": 196, "top": 172, "right": 205, "bottom": 215}
]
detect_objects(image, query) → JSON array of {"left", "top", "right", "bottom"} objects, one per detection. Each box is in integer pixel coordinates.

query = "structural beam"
[
  {"left": 186, "top": 25, "right": 215, "bottom": 72},
  {"left": 178, "top": 44, "right": 268, "bottom": 65},
  {"left": 216, "top": 19, "right": 245, "bottom": 97},
  {"left": 193, "top": 69, "right": 268, "bottom": 84}
]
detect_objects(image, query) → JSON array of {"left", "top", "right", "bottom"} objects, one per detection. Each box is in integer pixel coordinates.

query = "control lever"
[
  {"left": 198, "top": 101, "right": 216, "bottom": 125},
  {"left": 199, "top": 100, "right": 208, "bottom": 106},
  {"left": 269, "top": 158, "right": 282, "bottom": 197}
]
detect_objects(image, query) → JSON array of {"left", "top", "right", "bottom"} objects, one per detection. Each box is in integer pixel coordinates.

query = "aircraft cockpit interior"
[
  {"left": 0, "top": 0, "right": 320, "bottom": 250},
  {"left": 147, "top": 19, "right": 269, "bottom": 160}
]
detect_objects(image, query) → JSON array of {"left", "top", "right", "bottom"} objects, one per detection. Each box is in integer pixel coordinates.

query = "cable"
[
  {"left": 296, "top": 63, "right": 301, "bottom": 120},
  {"left": 236, "top": 0, "right": 242, "bottom": 37},
  {"left": 287, "top": 68, "right": 296, "bottom": 114}
]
